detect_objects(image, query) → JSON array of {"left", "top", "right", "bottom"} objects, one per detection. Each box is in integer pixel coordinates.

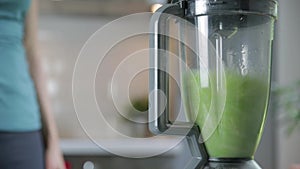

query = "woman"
[{"left": 0, "top": 0, "right": 65, "bottom": 169}]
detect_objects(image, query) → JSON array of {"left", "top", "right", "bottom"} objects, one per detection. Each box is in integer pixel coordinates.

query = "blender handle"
[
  {"left": 149, "top": 2, "right": 194, "bottom": 135},
  {"left": 149, "top": 3, "right": 208, "bottom": 168}
]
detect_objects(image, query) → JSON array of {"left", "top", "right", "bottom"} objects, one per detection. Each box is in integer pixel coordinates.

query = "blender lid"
[{"left": 185, "top": 0, "right": 278, "bottom": 19}]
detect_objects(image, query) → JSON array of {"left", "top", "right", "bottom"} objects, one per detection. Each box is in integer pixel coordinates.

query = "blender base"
[{"left": 202, "top": 158, "right": 261, "bottom": 169}]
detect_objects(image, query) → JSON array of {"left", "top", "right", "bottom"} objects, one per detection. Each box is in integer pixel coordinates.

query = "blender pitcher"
[{"left": 149, "top": 0, "right": 278, "bottom": 168}]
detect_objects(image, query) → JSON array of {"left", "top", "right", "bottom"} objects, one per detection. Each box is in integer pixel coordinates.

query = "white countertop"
[{"left": 60, "top": 136, "right": 186, "bottom": 157}]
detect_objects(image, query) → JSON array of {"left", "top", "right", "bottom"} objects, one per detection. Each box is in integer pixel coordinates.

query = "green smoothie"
[{"left": 182, "top": 70, "right": 269, "bottom": 158}]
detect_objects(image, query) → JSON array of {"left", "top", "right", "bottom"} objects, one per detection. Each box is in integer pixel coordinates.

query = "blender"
[{"left": 148, "top": 0, "right": 278, "bottom": 168}]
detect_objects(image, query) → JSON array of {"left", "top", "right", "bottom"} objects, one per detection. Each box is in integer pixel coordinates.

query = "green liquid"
[{"left": 183, "top": 70, "right": 269, "bottom": 158}]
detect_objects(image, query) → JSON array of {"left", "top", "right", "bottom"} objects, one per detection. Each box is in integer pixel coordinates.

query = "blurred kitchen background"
[{"left": 37, "top": 0, "right": 300, "bottom": 169}]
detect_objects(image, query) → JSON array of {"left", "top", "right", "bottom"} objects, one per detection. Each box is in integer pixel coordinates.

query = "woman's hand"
[
  {"left": 45, "top": 138, "right": 66, "bottom": 169},
  {"left": 24, "top": 1, "right": 66, "bottom": 169}
]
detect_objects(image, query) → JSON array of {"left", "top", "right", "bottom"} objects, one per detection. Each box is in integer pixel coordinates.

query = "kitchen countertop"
[{"left": 60, "top": 136, "right": 186, "bottom": 157}]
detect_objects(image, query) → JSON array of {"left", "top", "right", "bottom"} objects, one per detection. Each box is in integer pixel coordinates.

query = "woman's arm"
[{"left": 24, "top": 0, "right": 65, "bottom": 169}]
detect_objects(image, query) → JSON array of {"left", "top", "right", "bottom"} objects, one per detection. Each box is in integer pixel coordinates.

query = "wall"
[
  {"left": 39, "top": 14, "right": 108, "bottom": 138},
  {"left": 39, "top": 0, "right": 149, "bottom": 15},
  {"left": 39, "top": 14, "right": 152, "bottom": 138},
  {"left": 276, "top": 0, "right": 300, "bottom": 168}
]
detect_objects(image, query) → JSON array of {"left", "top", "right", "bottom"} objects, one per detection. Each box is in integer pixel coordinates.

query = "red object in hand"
[{"left": 65, "top": 161, "right": 72, "bottom": 169}]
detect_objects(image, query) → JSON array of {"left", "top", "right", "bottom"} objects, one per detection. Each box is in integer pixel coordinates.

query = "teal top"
[{"left": 0, "top": 0, "right": 41, "bottom": 131}]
